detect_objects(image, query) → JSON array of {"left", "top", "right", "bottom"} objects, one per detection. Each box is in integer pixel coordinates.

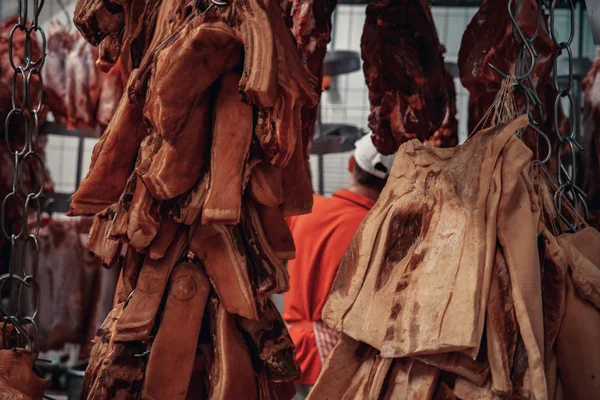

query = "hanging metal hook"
[{"left": 204, "top": 0, "right": 228, "bottom": 13}]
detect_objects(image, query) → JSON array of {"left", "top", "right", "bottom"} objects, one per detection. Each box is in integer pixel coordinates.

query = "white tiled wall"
[{"left": 4, "top": 1, "right": 595, "bottom": 199}]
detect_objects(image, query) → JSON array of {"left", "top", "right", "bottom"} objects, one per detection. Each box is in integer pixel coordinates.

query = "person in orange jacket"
[{"left": 283, "top": 134, "right": 395, "bottom": 399}]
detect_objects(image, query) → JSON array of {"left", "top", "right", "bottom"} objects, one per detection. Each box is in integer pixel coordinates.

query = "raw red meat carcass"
[
  {"left": 44, "top": 22, "right": 77, "bottom": 125},
  {"left": 458, "top": 0, "right": 561, "bottom": 156},
  {"left": 361, "top": 0, "right": 450, "bottom": 155},
  {"left": 45, "top": 23, "right": 124, "bottom": 131}
]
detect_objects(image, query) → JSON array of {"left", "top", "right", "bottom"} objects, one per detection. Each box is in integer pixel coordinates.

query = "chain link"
[
  {"left": 547, "top": 0, "right": 588, "bottom": 232},
  {"left": 489, "top": 0, "right": 554, "bottom": 164},
  {"left": 1, "top": 0, "right": 47, "bottom": 358}
]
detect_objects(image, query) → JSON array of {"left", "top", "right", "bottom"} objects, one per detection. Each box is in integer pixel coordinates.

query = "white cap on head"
[{"left": 353, "top": 134, "right": 395, "bottom": 179}]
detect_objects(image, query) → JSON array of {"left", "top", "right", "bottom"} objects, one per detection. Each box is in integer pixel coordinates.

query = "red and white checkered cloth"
[{"left": 313, "top": 320, "right": 341, "bottom": 365}]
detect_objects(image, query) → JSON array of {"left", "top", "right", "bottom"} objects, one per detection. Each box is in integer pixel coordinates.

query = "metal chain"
[
  {"left": 489, "top": 0, "right": 554, "bottom": 165},
  {"left": 547, "top": 0, "right": 588, "bottom": 232},
  {"left": 1, "top": 0, "right": 47, "bottom": 358}
]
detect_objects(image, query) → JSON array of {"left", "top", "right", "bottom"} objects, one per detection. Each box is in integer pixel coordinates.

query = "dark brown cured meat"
[
  {"left": 237, "top": 300, "right": 301, "bottom": 383},
  {"left": 81, "top": 304, "right": 148, "bottom": 400},
  {"left": 361, "top": 0, "right": 448, "bottom": 155},
  {"left": 203, "top": 71, "right": 253, "bottom": 225},
  {"left": 88, "top": 205, "right": 123, "bottom": 267},
  {"left": 118, "top": 0, "right": 162, "bottom": 82},
  {"left": 142, "top": 262, "right": 211, "bottom": 400},
  {"left": 73, "top": 0, "right": 125, "bottom": 47},
  {"left": 144, "top": 19, "right": 242, "bottom": 143},
  {"left": 458, "top": 0, "right": 559, "bottom": 158},
  {"left": 113, "top": 229, "right": 188, "bottom": 342},
  {"left": 241, "top": 203, "right": 290, "bottom": 297},
  {"left": 190, "top": 223, "right": 259, "bottom": 320},
  {"left": 208, "top": 299, "right": 259, "bottom": 400},
  {"left": 289, "top": 0, "right": 338, "bottom": 173},
  {"left": 69, "top": 78, "right": 146, "bottom": 216}
]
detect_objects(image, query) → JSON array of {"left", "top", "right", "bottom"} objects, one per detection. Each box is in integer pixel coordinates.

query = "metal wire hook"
[{"left": 204, "top": 0, "right": 228, "bottom": 13}]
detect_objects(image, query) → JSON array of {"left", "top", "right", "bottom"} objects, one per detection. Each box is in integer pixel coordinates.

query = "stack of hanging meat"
[
  {"left": 582, "top": 49, "right": 600, "bottom": 230},
  {"left": 458, "top": 0, "right": 567, "bottom": 160},
  {"left": 17, "top": 216, "right": 120, "bottom": 357},
  {"left": 307, "top": 114, "right": 600, "bottom": 399},
  {"left": 361, "top": 0, "right": 458, "bottom": 155},
  {"left": 43, "top": 22, "right": 124, "bottom": 130},
  {"left": 69, "top": 0, "right": 335, "bottom": 398}
]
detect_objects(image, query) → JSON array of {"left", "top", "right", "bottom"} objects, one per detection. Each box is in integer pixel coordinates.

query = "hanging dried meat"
[
  {"left": 69, "top": 0, "right": 332, "bottom": 397},
  {"left": 361, "top": 0, "right": 453, "bottom": 155},
  {"left": 308, "top": 113, "right": 600, "bottom": 399},
  {"left": 582, "top": 49, "right": 600, "bottom": 230},
  {"left": 458, "top": 0, "right": 564, "bottom": 157},
  {"left": 44, "top": 23, "right": 124, "bottom": 131}
]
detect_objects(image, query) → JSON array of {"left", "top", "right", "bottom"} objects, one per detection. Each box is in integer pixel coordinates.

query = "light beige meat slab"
[
  {"left": 323, "top": 115, "right": 530, "bottom": 358},
  {"left": 555, "top": 228, "right": 600, "bottom": 399}
]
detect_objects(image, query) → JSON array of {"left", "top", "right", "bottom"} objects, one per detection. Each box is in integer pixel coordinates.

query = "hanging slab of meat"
[
  {"left": 144, "top": 20, "right": 241, "bottom": 143},
  {"left": 97, "top": 59, "right": 124, "bottom": 128},
  {"left": 485, "top": 246, "right": 520, "bottom": 395},
  {"left": 173, "top": 172, "right": 209, "bottom": 226},
  {"left": 203, "top": 71, "right": 253, "bottom": 225},
  {"left": 458, "top": 0, "right": 556, "bottom": 145},
  {"left": 138, "top": 87, "right": 213, "bottom": 200},
  {"left": 81, "top": 304, "right": 148, "bottom": 400},
  {"left": 427, "top": 70, "right": 459, "bottom": 148},
  {"left": 0, "top": 349, "right": 48, "bottom": 399},
  {"left": 323, "top": 116, "right": 531, "bottom": 359},
  {"left": 242, "top": 202, "right": 290, "bottom": 296},
  {"left": 290, "top": 0, "right": 338, "bottom": 160},
  {"left": 73, "top": 0, "right": 318, "bottom": 397},
  {"left": 124, "top": 176, "right": 161, "bottom": 250},
  {"left": 361, "top": 0, "right": 449, "bottom": 155},
  {"left": 582, "top": 49, "right": 600, "bottom": 230},
  {"left": 70, "top": 0, "right": 195, "bottom": 216},
  {"left": 118, "top": 0, "right": 162, "bottom": 81},
  {"left": 74, "top": 0, "right": 125, "bottom": 47},
  {"left": 69, "top": 79, "right": 146, "bottom": 216},
  {"left": 114, "top": 229, "right": 187, "bottom": 341},
  {"left": 66, "top": 34, "right": 101, "bottom": 130},
  {"left": 43, "top": 23, "right": 76, "bottom": 125},
  {"left": 238, "top": 300, "right": 301, "bottom": 383},
  {"left": 113, "top": 246, "right": 144, "bottom": 304},
  {"left": 554, "top": 228, "right": 600, "bottom": 399},
  {"left": 495, "top": 136, "right": 547, "bottom": 400},
  {"left": 208, "top": 299, "right": 258, "bottom": 400},
  {"left": 249, "top": 162, "right": 283, "bottom": 207},
  {"left": 88, "top": 205, "right": 123, "bottom": 267},
  {"left": 142, "top": 262, "right": 211, "bottom": 400},
  {"left": 190, "top": 223, "right": 258, "bottom": 320}
]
